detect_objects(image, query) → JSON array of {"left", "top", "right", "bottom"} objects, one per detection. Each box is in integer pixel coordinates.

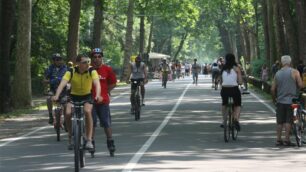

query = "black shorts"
[
  {"left": 70, "top": 94, "right": 93, "bottom": 104},
  {"left": 221, "top": 86, "right": 241, "bottom": 106},
  {"left": 276, "top": 103, "right": 292, "bottom": 124}
]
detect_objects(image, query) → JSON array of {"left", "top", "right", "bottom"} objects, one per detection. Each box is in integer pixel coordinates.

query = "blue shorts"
[{"left": 92, "top": 103, "right": 112, "bottom": 128}]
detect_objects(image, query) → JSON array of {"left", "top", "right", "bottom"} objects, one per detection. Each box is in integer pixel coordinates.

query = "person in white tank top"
[{"left": 220, "top": 53, "right": 243, "bottom": 130}]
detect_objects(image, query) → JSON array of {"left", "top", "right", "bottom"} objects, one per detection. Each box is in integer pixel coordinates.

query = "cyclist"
[
  {"left": 192, "top": 58, "right": 201, "bottom": 85},
  {"left": 220, "top": 53, "right": 243, "bottom": 130},
  {"left": 90, "top": 48, "right": 117, "bottom": 155},
  {"left": 211, "top": 62, "right": 220, "bottom": 88},
  {"left": 126, "top": 55, "right": 148, "bottom": 110},
  {"left": 43, "top": 53, "right": 68, "bottom": 124},
  {"left": 271, "top": 55, "right": 303, "bottom": 146},
  {"left": 159, "top": 58, "right": 171, "bottom": 88},
  {"left": 52, "top": 54, "right": 102, "bottom": 150}
]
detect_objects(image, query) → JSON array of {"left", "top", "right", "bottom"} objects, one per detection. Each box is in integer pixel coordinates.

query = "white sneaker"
[{"left": 85, "top": 141, "right": 94, "bottom": 149}]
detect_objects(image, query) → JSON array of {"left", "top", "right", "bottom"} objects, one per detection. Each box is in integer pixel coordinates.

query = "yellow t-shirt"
[{"left": 63, "top": 67, "right": 98, "bottom": 96}]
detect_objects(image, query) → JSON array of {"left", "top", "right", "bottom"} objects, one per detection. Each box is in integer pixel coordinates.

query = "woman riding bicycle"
[{"left": 220, "top": 53, "right": 243, "bottom": 131}]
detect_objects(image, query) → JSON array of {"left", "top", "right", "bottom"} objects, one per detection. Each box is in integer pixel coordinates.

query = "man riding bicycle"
[
  {"left": 126, "top": 55, "right": 148, "bottom": 112},
  {"left": 43, "top": 53, "right": 68, "bottom": 124},
  {"left": 52, "top": 54, "right": 102, "bottom": 150}
]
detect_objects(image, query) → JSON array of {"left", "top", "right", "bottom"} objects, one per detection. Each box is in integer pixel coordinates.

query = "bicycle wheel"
[
  {"left": 224, "top": 110, "right": 230, "bottom": 142},
  {"left": 293, "top": 123, "right": 302, "bottom": 147},
  {"left": 55, "top": 109, "right": 61, "bottom": 141},
  {"left": 74, "top": 122, "right": 80, "bottom": 172},
  {"left": 214, "top": 79, "right": 218, "bottom": 90}
]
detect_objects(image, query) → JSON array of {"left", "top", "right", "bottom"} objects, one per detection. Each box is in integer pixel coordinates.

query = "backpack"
[{"left": 68, "top": 66, "right": 94, "bottom": 81}]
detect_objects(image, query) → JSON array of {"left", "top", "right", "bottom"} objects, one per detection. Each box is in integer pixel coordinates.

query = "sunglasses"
[
  {"left": 54, "top": 58, "right": 62, "bottom": 61},
  {"left": 92, "top": 55, "right": 102, "bottom": 59}
]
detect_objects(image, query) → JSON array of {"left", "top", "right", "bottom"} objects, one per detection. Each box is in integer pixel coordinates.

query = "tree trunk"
[
  {"left": 272, "top": 0, "right": 283, "bottom": 62},
  {"left": 12, "top": 0, "right": 32, "bottom": 108},
  {"left": 120, "top": 0, "right": 134, "bottom": 81},
  {"left": 262, "top": 0, "right": 270, "bottom": 63},
  {"left": 139, "top": 8, "right": 145, "bottom": 55},
  {"left": 278, "top": 0, "right": 299, "bottom": 66},
  {"left": 296, "top": 0, "right": 306, "bottom": 63},
  {"left": 267, "top": 0, "right": 275, "bottom": 67},
  {"left": 67, "top": 0, "right": 81, "bottom": 62},
  {"left": 173, "top": 32, "right": 188, "bottom": 60},
  {"left": 216, "top": 21, "right": 232, "bottom": 54},
  {"left": 0, "top": 0, "right": 16, "bottom": 113},
  {"left": 92, "top": 0, "right": 104, "bottom": 49},
  {"left": 146, "top": 18, "right": 153, "bottom": 53}
]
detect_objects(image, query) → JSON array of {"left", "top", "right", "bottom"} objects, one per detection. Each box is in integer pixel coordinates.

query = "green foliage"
[{"left": 250, "top": 58, "right": 266, "bottom": 78}]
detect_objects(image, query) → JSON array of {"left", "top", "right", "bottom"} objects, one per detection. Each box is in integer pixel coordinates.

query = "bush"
[{"left": 250, "top": 58, "right": 266, "bottom": 78}]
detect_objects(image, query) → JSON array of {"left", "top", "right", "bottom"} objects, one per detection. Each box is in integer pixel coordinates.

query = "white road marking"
[
  {"left": 0, "top": 126, "right": 51, "bottom": 147},
  {"left": 250, "top": 92, "right": 276, "bottom": 113},
  {"left": 122, "top": 83, "right": 192, "bottom": 172}
]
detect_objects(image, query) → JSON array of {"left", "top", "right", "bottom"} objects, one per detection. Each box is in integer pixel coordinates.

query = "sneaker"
[
  {"left": 85, "top": 141, "right": 94, "bottom": 150},
  {"left": 275, "top": 140, "right": 283, "bottom": 146},
  {"left": 67, "top": 143, "right": 73, "bottom": 150}
]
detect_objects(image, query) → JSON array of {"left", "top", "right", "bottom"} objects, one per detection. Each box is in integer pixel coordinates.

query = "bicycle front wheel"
[
  {"left": 293, "top": 123, "right": 302, "bottom": 147},
  {"left": 55, "top": 109, "right": 61, "bottom": 141},
  {"left": 135, "top": 95, "right": 141, "bottom": 121},
  {"left": 74, "top": 122, "right": 80, "bottom": 172}
]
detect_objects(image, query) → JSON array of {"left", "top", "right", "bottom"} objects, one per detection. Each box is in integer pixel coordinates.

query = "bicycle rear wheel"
[
  {"left": 55, "top": 109, "right": 61, "bottom": 141},
  {"left": 74, "top": 122, "right": 80, "bottom": 172}
]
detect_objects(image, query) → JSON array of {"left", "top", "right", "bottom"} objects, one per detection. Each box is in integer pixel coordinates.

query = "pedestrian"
[
  {"left": 261, "top": 64, "right": 269, "bottom": 82},
  {"left": 271, "top": 55, "right": 303, "bottom": 146},
  {"left": 271, "top": 60, "right": 280, "bottom": 79}
]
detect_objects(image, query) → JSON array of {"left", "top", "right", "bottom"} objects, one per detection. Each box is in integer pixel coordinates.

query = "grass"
[{"left": 248, "top": 84, "right": 272, "bottom": 100}]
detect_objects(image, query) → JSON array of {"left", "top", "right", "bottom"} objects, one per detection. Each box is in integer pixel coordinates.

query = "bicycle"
[
  {"left": 53, "top": 96, "right": 67, "bottom": 141},
  {"left": 71, "top": 101, "right": 87, "bottom": 172},
  {"left": 291, "top": 95, "right": 306, "bottom": 147},
  {"left": 224, "top": 97, "right": 239, "bottom": 142},
  {"left": 131, "top": 80, "right": 142, "bottom": 121}
]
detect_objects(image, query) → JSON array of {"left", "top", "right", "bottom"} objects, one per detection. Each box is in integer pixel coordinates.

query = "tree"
[
  {"left": 67, "top": 0, "right": 81, "bottom": 61},
  {"left": 120, "top": 0, "right": 134, "bottom": 81},
  {"left": 0, "top": 0, "right": 16, "bottom": 113},
  {"left": 12, "top": 0, "right": 32, "bottom": 108}
]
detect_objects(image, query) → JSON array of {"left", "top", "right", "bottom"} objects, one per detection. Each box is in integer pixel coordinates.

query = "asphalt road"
[{"left": 1, "top": 75, "right": 306, "bottom": 172}]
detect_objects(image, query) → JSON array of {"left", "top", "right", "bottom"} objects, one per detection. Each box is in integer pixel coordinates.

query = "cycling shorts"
[
  {"left": 70, "top": 94, "right": 93, "bottom": 104},
  {"left": 220, "top": 86, "right": 241, "bottom": 106},
  {"left": 130, "top": 78, "right": 144, "bottom": 91}
]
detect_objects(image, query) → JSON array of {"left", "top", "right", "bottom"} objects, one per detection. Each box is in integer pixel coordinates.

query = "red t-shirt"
[{"left": 92, "top": 65, "right": 117, "bottom": 104}]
